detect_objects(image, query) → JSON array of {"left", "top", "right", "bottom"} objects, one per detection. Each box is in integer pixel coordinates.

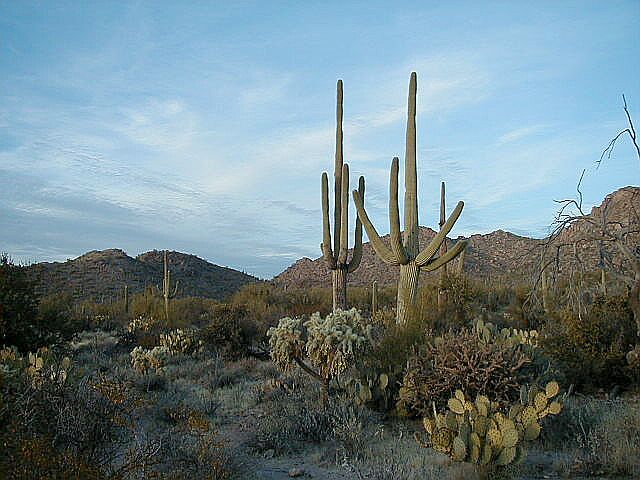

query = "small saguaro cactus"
[
  {"left": 123, "top": 284, "right": 129, "bottom": 315},
  {"left": 352, "top": 72, "right": 467, "bottom": 324},
  {"left": 321, "top": 79, "right": 366, "bottom": 311},
  {"left": 154, "top": 250, "right": 179, "bottom": 323}
]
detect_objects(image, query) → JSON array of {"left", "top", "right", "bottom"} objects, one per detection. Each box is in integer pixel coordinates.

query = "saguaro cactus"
[
  {"left": 123, "top": 284, "right": 129, "bottom": 315},
  {"left": 155, "top": 251, "right": 179, "bottom": 323},
  {"left": 321, "top": 79, "right": 365, "bottom": 311},
  {"left": 438, "top": 182, "right": 449, "bottom": 312},
  {"left": 352, "top": 72, "right": 467, "bottom": 324}
]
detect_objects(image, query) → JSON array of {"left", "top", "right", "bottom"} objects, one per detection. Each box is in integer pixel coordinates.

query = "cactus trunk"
[
  {"left": 332, "top": 267, "right": 348, "bottom": 311},
  {"left": 124, "top": 285, "right": 129, "bottom": 314},
  {"left": 397, "top": 263, "right": 420, "bottom": 325}
]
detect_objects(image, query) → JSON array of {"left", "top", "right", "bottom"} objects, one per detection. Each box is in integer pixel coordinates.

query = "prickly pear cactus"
[
  {"left": 415, "top": 382, "right": 563, "bottom": 471},
  {"left": 473, "top": 318, "right": 539, "bottom": 348}
]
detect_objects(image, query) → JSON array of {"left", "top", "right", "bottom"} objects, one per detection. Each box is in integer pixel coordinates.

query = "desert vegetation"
[{"left": 2, "top": 72, "right": 639, "bottom": 480}]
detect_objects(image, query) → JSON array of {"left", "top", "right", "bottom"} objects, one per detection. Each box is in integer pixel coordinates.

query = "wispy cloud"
[{"left": 498, "top": 124, "right": 549, "bottom": 145}]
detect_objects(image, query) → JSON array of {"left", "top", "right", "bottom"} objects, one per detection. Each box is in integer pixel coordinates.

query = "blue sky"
[{"left": 1, "top": 1, "right": 638, "bottom": 278}]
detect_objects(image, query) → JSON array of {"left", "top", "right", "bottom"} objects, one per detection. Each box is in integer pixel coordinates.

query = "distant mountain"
[
  {"left": 26, "top": 249, "right": 258, "bottom": 302},
  {"left": 274, "top": 186, "right": 640, "bottom": 289}
]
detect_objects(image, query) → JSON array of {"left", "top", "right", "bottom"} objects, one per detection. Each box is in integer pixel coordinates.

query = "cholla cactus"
[
  {"left": 416, "top": 382, "right": 562, "bottom": 472},
  {"left": 159, "top": 329, "right": 204, "bottom": 355},
  {"left": 128, "top": 315, "right": 158, "bottom": 333},
  {"left": 130, "top": 346, "right": 169, "bottom": 375},
  {"left": 267, "top": 308, "right": 371, "bottom": 403}
]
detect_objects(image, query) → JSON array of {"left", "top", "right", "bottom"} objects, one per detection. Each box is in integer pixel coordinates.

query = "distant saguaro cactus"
[
  {"left": 321, "top": 79, "right": 365, "bottom": 311},
  {"left": 123, "top": 284, "right": 129, "bottom": 315},
  {"left": 352, "top": 72, "right": 467, "bottom": 324},
  {"left": 154, "top": 251, "right": 179, "bottom": 323}
]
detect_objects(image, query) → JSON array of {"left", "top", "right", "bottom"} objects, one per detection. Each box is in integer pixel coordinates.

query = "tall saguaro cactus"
[
  {"left": 155, "top": 250, "right": 179, "bottom": 323},
  {"left": 321, "top": 80, "right": 365, "bottom": 311},
  {"left": 352, "top": 72, "right": 467, "bottom": 324}
]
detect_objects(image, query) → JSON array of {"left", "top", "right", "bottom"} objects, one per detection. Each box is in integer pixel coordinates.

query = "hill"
[{"left": 26, "top": 249, "right": 258, "bottom": 302}]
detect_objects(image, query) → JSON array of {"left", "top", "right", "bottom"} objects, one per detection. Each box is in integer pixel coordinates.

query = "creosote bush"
[{"left": 540, "top": 294, "right": 637, "bottom": 390}]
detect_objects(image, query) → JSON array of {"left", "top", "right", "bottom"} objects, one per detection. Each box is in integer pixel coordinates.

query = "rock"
[{"left": 263, "top": 449, "right": 275, "bottom": 458}]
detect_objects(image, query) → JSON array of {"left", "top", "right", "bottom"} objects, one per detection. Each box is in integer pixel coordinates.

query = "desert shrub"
[
  {"left": 539, "top": 294, "right": 636, "bottom": 390},
  {"left": 199, "top": 304, "right": 258, "bottom": 359},
  {"left": 252, "top": 382, "right": 375, "bottom": 456},
  {"left": 268, "top": 308, "right": 371, "bottom": 403},
  {"left": 0, "top": 254, "right": 41, "bottom": 351},
  {"left": 398, "top": 327, "right": 534, "bottom": 417},
  {"left": 0, "top": 349, "right": 146, "bottom": 479}
]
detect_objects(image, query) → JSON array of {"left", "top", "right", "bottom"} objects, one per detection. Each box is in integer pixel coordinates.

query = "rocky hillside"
[
  {"left": 274, "top": 186, "right": 640, "bottom": 289},
  {"left": 26, "top": 249, "right": 258, "bottom": 302}
]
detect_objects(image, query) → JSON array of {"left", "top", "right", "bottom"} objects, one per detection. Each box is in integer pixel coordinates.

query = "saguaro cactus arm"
[
  {"left": 414, "top": 201, "right": 465, "bottom": 267},
  {"left": 338, "top": 164, "right": 350, "bottom": 265},
  {"left": 389, "top": 157, "right": 409, "bottom": 265},
  {"left": 321, "top": 172, "right": 336, "bottom": 268},
  {"left": 421, "top": 240, "right": 468, "bottom": 272},
  {"left": 352, "top": 188, "right": 398, "bottom": 265},
  {"left": 347, "top": 176, "right": 365, "bottom": 273}
]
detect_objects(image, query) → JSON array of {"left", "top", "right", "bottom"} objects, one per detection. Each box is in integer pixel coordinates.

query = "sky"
[{"left": 0, "top": 1, "right": 638, "bottom": 278}]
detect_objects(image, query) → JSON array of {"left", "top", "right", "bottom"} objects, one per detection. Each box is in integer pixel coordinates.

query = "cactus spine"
[
  {"left": 352, "top": 72, "right": 467, "bottom": 324},
  {"left": 155, "top": 251, "right": 179, "bottom": 323},
  {"left": 321, "top": 79, "right": 365, "bottom": 311}
]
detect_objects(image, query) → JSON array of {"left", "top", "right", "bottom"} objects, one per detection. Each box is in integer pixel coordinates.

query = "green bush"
[
  {"left": 199, "top": 304, "right": 258, "bottom": 359},
  {"left": 540, "top": 294, "right": 637, "bottom": 390}
]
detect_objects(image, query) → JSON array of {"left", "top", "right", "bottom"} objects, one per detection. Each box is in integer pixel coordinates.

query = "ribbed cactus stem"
[
  {"left": 320, "top": 79, "right": 365, "bottom": 311},
  {"left": 397, "top": 263, "right": 420, "bottom": 326},
  {"left": 156, "top": 250, "right": 179, "bottom": 323},
  {"left": 334, "top": 79, "right": 344, "bottom": 257},
  {"left": 404, "top": 72, "right": 419, "bottom": 259},
  {"left": 600, "top": 268, "right": 607, "bottom": 296}
]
